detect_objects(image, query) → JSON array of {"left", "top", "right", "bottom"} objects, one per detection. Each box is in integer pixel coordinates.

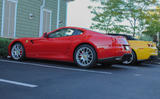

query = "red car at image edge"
[{"left": 8, "top": 27, "right": 132, "bottom": 68}]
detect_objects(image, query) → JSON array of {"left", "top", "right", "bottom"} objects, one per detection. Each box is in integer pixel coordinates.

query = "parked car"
[
  {"left": 108, "top": 34, "right": 158, "bottom": 65},
  {"left": 8, "top": 27, "right": 131, "bottom": 68}
]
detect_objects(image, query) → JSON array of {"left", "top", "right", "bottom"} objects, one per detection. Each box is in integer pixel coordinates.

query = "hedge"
[{"left": 0, "top": 38, "right": 12, "bottom": 58}]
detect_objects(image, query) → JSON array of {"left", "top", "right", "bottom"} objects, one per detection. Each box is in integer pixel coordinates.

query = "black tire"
[
  {"left": 122, "top": 50, "right": 137, "bottom": 65},
  {"left": 74, "top": 44, "right": 97, "bottom": 68},
  {"left": 11, "top": 42, "right": 25, "bottom": 61}
]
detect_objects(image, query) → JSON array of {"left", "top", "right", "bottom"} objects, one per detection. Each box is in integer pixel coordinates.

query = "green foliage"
[
  {"left": 89, "top": 0, "right": 158, "bottom": 36},
  {"left": 142, "top": 7, "right": 160, "bottom": 37},
  {"left": 0, "top": 38, "right": 12, "bottom": 58},
  {"left": 139, "top": 34, "right": 153, "bottom": 41}
]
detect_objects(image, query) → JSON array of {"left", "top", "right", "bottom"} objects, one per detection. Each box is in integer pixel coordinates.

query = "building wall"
[
  {"left": 45, "top": 0, "right": 67, "bottom": 29},
  {"left": 59, "top": 0, "right": 67, "bottom": 28},
  {"left": 0, "top": 0, "right": 2, "bottom": 34},
  {"left": 0, "top": 0, "right": 67, "bottom": 38},
  {"left": 16, "top": 0, "right": 41, "bottom": 37},
  {"left": 45, "top": 0, "right": 58, "bottom": 30}
]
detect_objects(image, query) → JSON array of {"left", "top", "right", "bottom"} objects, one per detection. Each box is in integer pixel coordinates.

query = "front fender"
[{"left": 8, "top": 39, "right": 26, "bottom": 56}]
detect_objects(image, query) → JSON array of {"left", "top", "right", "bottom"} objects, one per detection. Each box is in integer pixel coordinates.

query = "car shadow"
[
  {"left": 23, "top": 58, "right": 76, "bottom": 67},
  {"left": 93, "top": 65, "right": 127, "bottom": 71},
  {"left": 121, "top": 63, "right": 156, "bottom": 68},
  {"left": 9, "top": 58, "right": 157, "bottom": 72},
  {"left": 16, "top": 58, "right": 129, "bottom": 71}
]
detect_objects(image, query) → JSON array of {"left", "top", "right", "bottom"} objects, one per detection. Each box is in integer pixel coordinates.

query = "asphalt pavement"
[{"left": 0, "top": 59, "right": 160, "bottom": 99}]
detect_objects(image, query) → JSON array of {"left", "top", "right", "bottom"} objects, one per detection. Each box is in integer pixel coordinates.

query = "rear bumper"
[
  {"left": 148, "top": 55, "right": 159, "bottom": 60},
  {"left": 98, "top": 54, "right": 132, "bottom": 64},
  {"left": 135, "top": 47, "right": 158, "bottom": 60},
  {"left": 138, "top": 55, "right": 159, "bottom": 62}
]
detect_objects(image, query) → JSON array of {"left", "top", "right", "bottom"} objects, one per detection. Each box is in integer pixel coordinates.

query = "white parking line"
[
  {"left": 134, "top": 74, "right": 142, "bottom": 77},
  {"left": 0, "top": 79, "right": 38, "bottom": 88},
  {"left": 0, "top": 59, "right": 112, "bottom": 75},
  {"left": 155, "top": 62, "right": 160, "bottom": 65},
  {"left": 154, "top": 62, "right": 160, "bottom": 65}
]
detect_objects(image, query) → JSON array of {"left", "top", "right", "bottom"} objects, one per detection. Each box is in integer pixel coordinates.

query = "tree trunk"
[
  {"left": 157, "top": 32, "right": 160, "bottom": 46},
  {"left": 133, "top": 18, "right": 136, "bottom": 37}
]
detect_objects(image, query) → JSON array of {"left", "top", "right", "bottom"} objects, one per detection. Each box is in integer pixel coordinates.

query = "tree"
[
  {"left": 89, "top": 0, "right": 158, "bottom": 36},
  {"left": 89, "top": 0, "right": 127, "bottom": 33},
  {"left": 142, "top": 6, "right": 160, "bottom": 44},
  {"left": 143, "top": 7, "right": 160, "bottom": 36}
]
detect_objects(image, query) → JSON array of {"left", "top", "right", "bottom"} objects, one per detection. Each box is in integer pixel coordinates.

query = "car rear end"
[
  {"left": 112, "top": 36, "right": 132, "bottom": 62},
  {"left": 98, "top": 35, "right": 132, "bottom": 63},
  {"left": 147, "top": 41, "right": 159, "bottom": 60},
  {"left": 128, "top": 40, "right": 158, "bottom": 61}
]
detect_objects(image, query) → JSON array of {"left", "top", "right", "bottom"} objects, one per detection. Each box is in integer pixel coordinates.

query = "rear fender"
[{"left": 71, "top": 41, "right": 99, "bottom": 61}]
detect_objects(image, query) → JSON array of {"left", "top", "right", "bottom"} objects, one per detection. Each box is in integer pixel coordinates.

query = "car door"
[
  {"left": 46, "top": 29, "right": 73, "bottom": 60},
  {"left": 31, "top": 28, "right": 83, "bottom": 60}
]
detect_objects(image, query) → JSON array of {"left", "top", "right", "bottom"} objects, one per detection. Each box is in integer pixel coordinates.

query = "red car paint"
[{"left": 8, "top": 27, "right": 131, "bottom": 62}]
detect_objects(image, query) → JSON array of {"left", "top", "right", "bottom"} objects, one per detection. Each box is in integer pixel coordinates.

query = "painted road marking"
[
  {"left": 114, "top": 64, "right": 140, "bottom": 70},
  {"left": 134, "top": 74, "right": 142, "bottom": 77},
  {"left": 155, "top": 62, "right": 160, "bottom": 65},
  {"left": 0, "top": 79, "right": 38, "bottom": 88},
  {"left": 0, "top": 59, "right": 112, "bottom": 75}
]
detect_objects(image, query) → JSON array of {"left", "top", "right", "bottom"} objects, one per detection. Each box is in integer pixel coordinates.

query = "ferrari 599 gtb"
[{"left": 8, "top": 27, "right": 132, "bottom": 68}]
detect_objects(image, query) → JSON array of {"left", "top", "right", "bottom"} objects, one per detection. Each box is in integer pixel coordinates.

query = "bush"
[{"left": 0, "top": 38, "right": 13, "bottom": 58}]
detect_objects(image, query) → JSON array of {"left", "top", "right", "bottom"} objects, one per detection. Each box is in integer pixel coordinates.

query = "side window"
[
  {"left": 48, "top": 28, "right": 83, "bottom": 38},
  {"left": 72, "top": 29, "right": 83, "bottom": 35},
  {"left": 48, "top": 30, "right": 62, "bottom": 38},
  {"left": 65, "top": 29, "right": 74, "bottom": 36},
  {"left": 63, "top": 28, "right": 83, "bottom": 36}
]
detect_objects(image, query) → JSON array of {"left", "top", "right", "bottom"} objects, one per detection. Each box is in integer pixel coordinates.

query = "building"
[{"left": 0, "top": 0, "right": 68, "bottom": 38}]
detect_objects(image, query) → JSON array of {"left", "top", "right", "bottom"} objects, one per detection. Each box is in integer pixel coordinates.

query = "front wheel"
[
  {"left": 74, "top": 44, "right": 97, "bottom": 68},
  {"left": 11, "top": 43, "right": 25, "bottom": 61}
]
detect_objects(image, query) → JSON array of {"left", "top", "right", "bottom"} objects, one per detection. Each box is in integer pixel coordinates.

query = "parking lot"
[{"left": 0, "top": 59, "right": 160, "bottom": 99}]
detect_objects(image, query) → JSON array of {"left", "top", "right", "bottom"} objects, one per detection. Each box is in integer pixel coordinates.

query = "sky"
[
  {"left": 66, "top": 0, "right": 157, "bottom": 31},
  {"left": 67, "top": 0, "right": 94, "bottom": 29}
]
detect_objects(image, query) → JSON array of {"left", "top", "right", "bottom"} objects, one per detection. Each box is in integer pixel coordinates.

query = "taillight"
[
  {"left": 148, "top": 43, "right": 153, "bottom": 47},
  {"left": 123, "top": 45, "right": 130, "bottom": 51}
]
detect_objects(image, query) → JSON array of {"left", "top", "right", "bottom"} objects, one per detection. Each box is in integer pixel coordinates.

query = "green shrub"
[{"left": 0, "top": 38, "right": 13, "bottom": 58}]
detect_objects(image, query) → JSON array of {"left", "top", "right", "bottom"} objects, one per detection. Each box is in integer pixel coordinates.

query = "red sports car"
[{"left": 8, "top": 27, "right": 131, "bottom": 68}]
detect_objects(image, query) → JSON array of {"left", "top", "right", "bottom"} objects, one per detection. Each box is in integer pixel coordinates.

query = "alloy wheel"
[
  {"left": 11, "top": 43, "right": 24, "bottom": 60},
  {"left": 75, "top": 47, "right": 94, "bottom": 67}
]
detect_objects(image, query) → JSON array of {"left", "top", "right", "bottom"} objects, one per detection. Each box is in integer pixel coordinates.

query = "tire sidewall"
[
  {"left": 130, "top": 50, "right": 137, "bottom": 65},
  {"left": 74, "top": 44, "right": 97, "bottom": 68},
  {"left": 11, "top": 43, "right": 25, "bottom": 61},
  {"left": 123, "top": 50, "right": 137, "bottom": 65}
]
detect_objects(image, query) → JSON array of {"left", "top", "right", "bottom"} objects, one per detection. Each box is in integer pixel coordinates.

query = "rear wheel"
[
  {"left": 11, "top": 43, "right": 25, "bottom": 61},
  {"left": 122, "top": 50, "right": 137, "bottom": 65},
  {"left": 74, "top": 44, "right": 97, "bottom": 68}
]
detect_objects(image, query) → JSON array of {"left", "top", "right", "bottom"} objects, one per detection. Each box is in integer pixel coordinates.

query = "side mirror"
[{"left": 43, "top": 32, "right": 48, "bottom": 38}]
